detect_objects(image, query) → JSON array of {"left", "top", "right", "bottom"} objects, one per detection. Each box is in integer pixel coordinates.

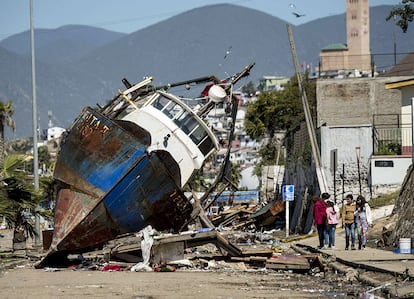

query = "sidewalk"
[{"left": 296, "top": 227, "right": 414, "bottom": 278}]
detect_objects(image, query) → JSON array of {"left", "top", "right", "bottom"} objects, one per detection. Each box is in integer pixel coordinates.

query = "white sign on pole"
[
  {"left": 282, "top": 185, "right": 294, "bottom": 238},
  {"left": 282, "top": 185, "right": 294, "bottom": 201}
]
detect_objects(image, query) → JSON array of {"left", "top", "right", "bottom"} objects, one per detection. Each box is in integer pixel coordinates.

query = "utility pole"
[
  {"left": 30, "top": 0, "right": 41, "bottom": 247},
  {"left": 287, "top": 24, "right": 328, "bottom": 193},
  {"left": 412, "top": 97, "right": 414, "bottom": 163},
  {"left": 393, "top": 15, "right": 397, "bottom": 66}
]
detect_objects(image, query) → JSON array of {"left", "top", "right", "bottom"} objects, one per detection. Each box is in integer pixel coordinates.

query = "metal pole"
[
  {"left": 356, "top": 147, "right": 362, "bottom": 195},
  {"left": 333, "top": 152, "right": 336, "bottom": 204},
  {"left": 342, "top": 164, "right": 345, "bottom": 200},
  {"left": 393, "top": 15, "right": 397, "bottom": 66},
  {"left": 285, "top": 201, "right": 289, "bottom": 238},
  {"left": 412, "top": 98, "right": 414, "bottom": 163},
  {"left": 30, "top": 0, "right": 40, "bottom": 247}
]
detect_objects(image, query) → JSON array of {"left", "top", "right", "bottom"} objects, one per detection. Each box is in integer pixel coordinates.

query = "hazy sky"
[{"left": 0, "top": 0, "right": 402, "bottom": 41}]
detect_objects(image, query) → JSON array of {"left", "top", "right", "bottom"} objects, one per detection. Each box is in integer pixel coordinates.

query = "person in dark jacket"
[{"left": 312, "top": 195, "right": 327, "bottom": 249}]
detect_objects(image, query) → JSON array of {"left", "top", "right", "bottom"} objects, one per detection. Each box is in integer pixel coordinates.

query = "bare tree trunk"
[
  {"left": 12, "top": 228, "right": 27, "bottom": 251},
  {"left": 390, "top": 164, "right": 414, "bottom": 246}
]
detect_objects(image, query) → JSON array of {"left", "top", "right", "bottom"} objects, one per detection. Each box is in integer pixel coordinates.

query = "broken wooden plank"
[
  {"left": 266, "top": 255, "right": 310, "bottom": 266},
  {"left": 265, "top": 254, "right": 310, "bottom": 270},
  {"left": 241, "top": 248, "right": 273, "bottom": 257},
  {"left": 215, "top": 232, "right": 243, "bottom": 256},
  {"left": 265, "top": 263, "right": 310, "bottom": 270},
  {"left": 231, "top": 219, "right": 255, "bottom": 229},
  {"left": 109, "top": 230, "right": 243, "bottom": 261},
  {"left": 230, "top": 256, "right": 267, "bottom": 263}
]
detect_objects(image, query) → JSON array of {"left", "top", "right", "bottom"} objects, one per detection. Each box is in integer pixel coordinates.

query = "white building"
[{"left": 47, "top": 126, "right": 66, "bottom": 141}]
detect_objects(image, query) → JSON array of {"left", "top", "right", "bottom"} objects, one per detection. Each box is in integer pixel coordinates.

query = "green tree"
[
  {"left": 38, "top": 146, "right": 51, "bottom": 165},
  {"left": 241, "top": 81, "right": 256, "bottom": 96},
  {"left": 245, "top": 75, "right": 315, "bottom": 140},
  {"left": 0, "top": 154, "right": 51, "bottom": 250},
  {"left": 245, "top": 74, "right": 316, "bottom": 169},
  {"left": 38, "top": 145, "right": 53, "bottom": 174},
  {"left": 229, "top": 162, "right": 242, "bottom": 187},
  {"left": 39, "top": 176, "right": 57, "bottom": 208},
  {"left": 0, "top": 101, "right": 16, "bottom": 165},
  {"left": 387, "top": 0, "right": 414, "bottom": 33},
  {"left": 184, "top": 170, "right": 210, "bottom": 192}
]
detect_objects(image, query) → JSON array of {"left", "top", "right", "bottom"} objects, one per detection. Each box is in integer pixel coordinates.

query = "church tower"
[
  {"left": 346, "top": 0, "right": 371, "bottom": 71},
  {"left": 319, "top": 0, "right": 372, "bottom": 73}
]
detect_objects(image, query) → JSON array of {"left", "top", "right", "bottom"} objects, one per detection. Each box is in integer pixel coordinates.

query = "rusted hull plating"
[{"left": 46, "top": 107, "right": 193, "bottom": 258}]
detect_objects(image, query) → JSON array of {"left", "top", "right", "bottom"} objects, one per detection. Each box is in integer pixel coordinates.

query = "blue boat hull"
[{"left": 47, "top": 107, "right": 193, "bottom": 257}]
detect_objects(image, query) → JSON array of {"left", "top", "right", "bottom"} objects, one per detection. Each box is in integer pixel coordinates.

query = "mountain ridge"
[{"left": 0, "top": 4, "right": 412, "bottom": 138}]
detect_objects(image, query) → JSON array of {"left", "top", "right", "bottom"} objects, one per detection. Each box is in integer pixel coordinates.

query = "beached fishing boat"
[{"left": 39, "top": 64, "right": 254, "bottom": 265}]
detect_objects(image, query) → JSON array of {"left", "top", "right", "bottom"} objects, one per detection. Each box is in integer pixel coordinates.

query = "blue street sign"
[{"left": 282, "top": 185, "right": 294, "bottom": 201}]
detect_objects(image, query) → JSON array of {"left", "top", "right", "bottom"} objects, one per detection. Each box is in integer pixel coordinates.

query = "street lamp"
[{"left": 30, "top": 0, "right": 40, "bottom": 247}]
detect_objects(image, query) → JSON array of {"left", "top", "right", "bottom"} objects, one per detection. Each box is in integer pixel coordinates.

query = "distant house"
[
  {"left": 319, "top": 43, "right": 349, "bottom": 73},
  {"left": 46, "top": 126, "right": 66, "bottom": 141},
  {"left": 384, "top": 61, "right": 414, "bottom": 156},
  {"left": 257, "top": 76, "right": 289, "bottom": 92}
]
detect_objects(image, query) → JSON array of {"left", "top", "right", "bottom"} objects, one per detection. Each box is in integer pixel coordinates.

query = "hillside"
[
  {"left": 0, "top": 4, "right": 413, "bottom": 138},
  {"left": 0, "top": 47, "right": 108, "bottom": 136},
  {"left": 0, "top": 25, "right": 125, "bottom": 64}
]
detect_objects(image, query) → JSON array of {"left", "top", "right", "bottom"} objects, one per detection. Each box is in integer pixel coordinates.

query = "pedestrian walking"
[
  {"left": 312, "top": 195, "right": 327, "bottom": 249},
  {"left": 355, "top": 195, "right": 372, "bottom": 250},
  {"left": 326, "top": 199, "right": 339, "bottom": 249},
  {"left": 321, "top": 192, "right": 334, "bottom": 244},
  {"left": 342, "top": 194, "right": 356, "bottom": 250}
]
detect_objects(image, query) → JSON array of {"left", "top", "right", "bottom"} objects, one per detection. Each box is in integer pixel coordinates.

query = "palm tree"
[
  {"left": 0, "top": 101, "right": 16, "bottom": 165},
  {"left": 230, "top": 162, "right": 242, "bottom": 187},
  {"left": 184, "top": 170, "right": 210, "bottom": 192},
  {"left": 0, "top": 154, "right": 51, "bottom": 250}
]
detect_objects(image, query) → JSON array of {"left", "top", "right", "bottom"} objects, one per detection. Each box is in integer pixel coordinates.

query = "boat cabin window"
[
  {"left": 151, "top": 95, "right": 215, "bottom": 156},
  {"left": 152, "top": 95, "right": 184, "bottom": 118},
  {"left": 153, "top": 96, "right": 174, "bottom": 118},
  {"left": 175, "top": 112, "right": 198, "bottom": 134},
  {"left": 189, "top": 125, "right": 207, "bottom": 144}
]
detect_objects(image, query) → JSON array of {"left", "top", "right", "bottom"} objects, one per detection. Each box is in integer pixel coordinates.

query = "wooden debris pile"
[
  {"left": 102, "top": 228, "right": 324, "bottom": 273},
  {"left": 210, "top": 200, "right": 286, "bottom": 231}
]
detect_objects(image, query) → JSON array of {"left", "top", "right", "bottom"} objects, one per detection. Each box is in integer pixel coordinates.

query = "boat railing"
[{"left": 99, "top": 77, "right": 154, "bottom": 117}]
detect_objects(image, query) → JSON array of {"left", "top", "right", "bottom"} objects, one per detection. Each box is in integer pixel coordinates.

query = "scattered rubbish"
[
  {"left": 43, "top": 267, "right": 60, "bottom": 272},
  {"left": 101, "top": 264, "right": 121, "bottom": 272},
  {"left": 399, "top": 238, "right": 412, "bottom": 254},
  {"left": 153, "top": 263, "right": 176, "bottom": 272},
  {"left": 131, "top": 226, "right": 156, "bottom": 272},
  {"left": 392, "top": 248, "right": 414, "bottom": 254}
]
